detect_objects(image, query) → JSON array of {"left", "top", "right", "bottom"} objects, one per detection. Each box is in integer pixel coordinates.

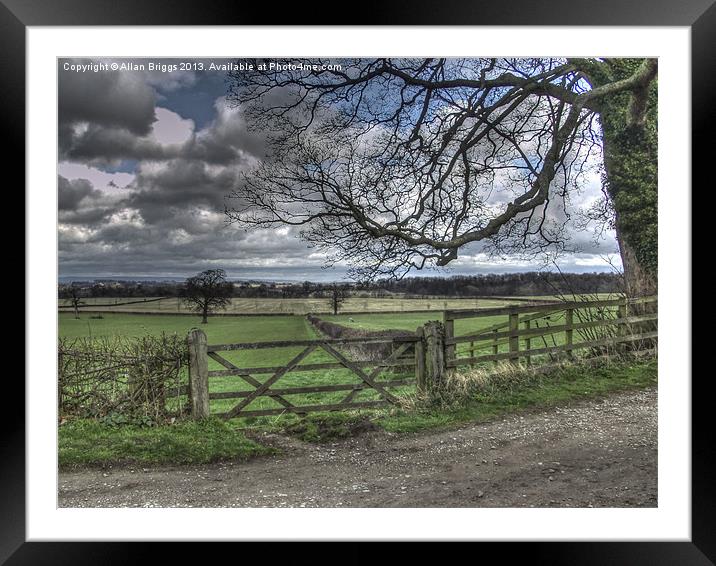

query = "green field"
[
  {"left": 59, "top": 307, "right": 540, "bottom": 364},
  {"left": 59, "top": 309, "right": 496, "bottom": 419},
  {"left": 59, "top": 311, "right": 316, "bottom": 342}
]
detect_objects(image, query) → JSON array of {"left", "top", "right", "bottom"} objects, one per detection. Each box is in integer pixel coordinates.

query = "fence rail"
[
  {"left": 206, "top": 336, "right": 418, "bottom": 352},
  {"left": 446, "top": 314, "right": 659, "bottom": 345}
]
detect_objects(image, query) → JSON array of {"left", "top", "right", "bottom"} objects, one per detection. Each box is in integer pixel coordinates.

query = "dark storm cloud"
[
  {"left": 59, "top": 216, "right": 320, "bottom": 280},
  {"left": 59, "top": 207, "right": 115, "bottom": 226},
  {"left": 125, "top": 160, "right": 242, "bottom": 226},
  {"left": 62, "top": 125, "right": 169, "bottom": 163},
  {"left": 58, "top": 176, "right": 102, "bottom": 210},
  {"left": 56, "top": 59, "right": 337, "bottom": 279},
  {"left": 59, "top": 60, "right": 157, "bottom": 135},
  {"left": 57, "top": 174, "right": 130, "bottom": 227},
  {"left": 188, "top": 104, "right": 269, "bottom": 163},
  {"left": 61, "top": 99, "right": 265, "bottom": 168}
]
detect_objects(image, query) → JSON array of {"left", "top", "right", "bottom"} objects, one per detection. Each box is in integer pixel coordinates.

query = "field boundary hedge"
[{"left": 306, "top": 314, "right": 414, "bottom": 360}]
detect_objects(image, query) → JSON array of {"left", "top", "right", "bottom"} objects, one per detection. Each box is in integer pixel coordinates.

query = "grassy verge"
[
  {"left": 59, "top": 417, "right": 272, "bottom": 469},
  {"left": 377, "top": 357, "right": 657, "bottom": 433},
  {"left": 59, "top": 357, "right": 657, "bottom": 464}
]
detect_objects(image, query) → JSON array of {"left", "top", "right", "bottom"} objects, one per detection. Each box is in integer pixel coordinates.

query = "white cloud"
[
  {"left": 57, "top": 162, "right": 135, "bottom": 193},
  {"left": 149, "top": 107, "right": 195, "bottom": 146}
]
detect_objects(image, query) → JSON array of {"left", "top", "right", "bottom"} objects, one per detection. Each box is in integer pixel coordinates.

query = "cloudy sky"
[{"left": 58, "top": 58, "right": 620, "bottom": 282}]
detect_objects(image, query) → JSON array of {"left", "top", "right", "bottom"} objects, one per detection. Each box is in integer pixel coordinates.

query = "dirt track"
[{"left": 58, "top": 387, "right": 657, "bottom": 508}]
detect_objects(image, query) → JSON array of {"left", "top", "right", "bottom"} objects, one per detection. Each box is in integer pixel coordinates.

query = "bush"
[{"left": 58, "top": 333, "right": 188, "bottom": 422}]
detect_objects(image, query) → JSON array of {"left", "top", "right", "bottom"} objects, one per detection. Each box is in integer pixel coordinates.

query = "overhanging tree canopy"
[{"left": 225, "top": 58, "right": 657, "bottom": 297}]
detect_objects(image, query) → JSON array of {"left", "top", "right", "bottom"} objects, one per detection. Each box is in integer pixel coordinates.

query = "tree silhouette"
[
  {"left": 182, "top": 269, "right": 233, "bottom": 324},
  {"left": 328, "top": 284, "right": 349, "bottom": 315}
]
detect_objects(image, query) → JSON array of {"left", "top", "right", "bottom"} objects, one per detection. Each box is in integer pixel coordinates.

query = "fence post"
[
  {"left": 508, "top": 311, "right": 520, "bottom": 364},
  {"left": 617, "top": 298, "right": 628, "bottom": 334},
  {"left": 565, "top": 308, "right": 574, "bottom": 358},
  {"left": 617, "top": 298, "right": 629, "bottom": 353},
  {"left": 414, "top": 326, "right": 426, "bottom": 393},
  {"left": 524, "top": 320, "right": 531, "bottom": 366},
  {"left": 423, "top": 321, "right": 446, "bottom": 391},
  {"left": 492, "top": 329, "right": 499, "bottom": 367},
  {"left": 187, "top": 328, "right": 210, "bottom": 419},
  {"left": 443, "top": 312, "right": 455, "bottom": 363}
]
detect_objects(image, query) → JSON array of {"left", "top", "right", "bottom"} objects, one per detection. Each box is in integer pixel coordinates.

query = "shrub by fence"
[{"left": 58, "top": 334, "right": 188, "bottom": 421}]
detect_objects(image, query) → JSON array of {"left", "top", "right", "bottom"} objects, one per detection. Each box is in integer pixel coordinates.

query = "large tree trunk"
[
  {"left": 614, "top": 226, "right": 657, "bottom": 299},
  {"left": 601, "top": 125, "right": 658, "bottom": 301},
  {"left": 597, "top": 61, "right": 658, "bottom": 301}
]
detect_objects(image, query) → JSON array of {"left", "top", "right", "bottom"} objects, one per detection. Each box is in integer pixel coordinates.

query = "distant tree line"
[
  {"left": 58, "top": 281, "right": 184, "bottom": 299},
  {"left": 369, "top": 272, "right": 623, "bottom": 297},
  {"left": 59, "top": 271, "right": 621, "bottom": 300}
]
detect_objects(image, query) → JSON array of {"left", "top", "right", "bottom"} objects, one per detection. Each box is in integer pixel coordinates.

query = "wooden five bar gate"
[
  {"left": 186, "top": 296, "right": 657, "bottom": 419},
  {"left": 187, "top": 332, "right": 420, "bottom": 419}
]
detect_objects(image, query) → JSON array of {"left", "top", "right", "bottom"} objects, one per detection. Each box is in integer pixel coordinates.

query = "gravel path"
[{"left": 58, "top": 387, "right": 657, "bottom": 508}]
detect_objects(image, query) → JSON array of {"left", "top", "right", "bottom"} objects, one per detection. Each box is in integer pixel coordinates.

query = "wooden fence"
[
  {"left": 185, "top": 296, "right": 657, "bottom": 419},
  {"left": 442, "top": 296, "right": 657, "bottom": 368}
]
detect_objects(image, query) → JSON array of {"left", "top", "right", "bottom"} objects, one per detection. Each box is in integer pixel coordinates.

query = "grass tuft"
[{"left": 59, "top": 417, "right": 273, "bottom": 469}]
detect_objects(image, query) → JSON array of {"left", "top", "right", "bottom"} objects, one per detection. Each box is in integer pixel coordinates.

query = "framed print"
[{"left": 6, "top": 0, "right": 708, "bottom": 562}]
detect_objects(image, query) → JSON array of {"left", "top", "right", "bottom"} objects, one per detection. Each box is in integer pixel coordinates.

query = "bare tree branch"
[{"left": 225, "top": 58, "right": 656, "bottom": 281}]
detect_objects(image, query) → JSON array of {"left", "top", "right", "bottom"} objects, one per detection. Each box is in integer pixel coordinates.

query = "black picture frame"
[{"left": 7, "top": 0, "right": 706, "bottom": 563}]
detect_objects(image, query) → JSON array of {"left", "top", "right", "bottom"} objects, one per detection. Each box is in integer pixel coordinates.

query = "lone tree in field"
[
  {"left": 182, "top": 269, "right": 233, "bottom": 324},
  {"left": 226, "top": 58, "right": 657, "bottom": 300},
  {"left": 66, "top": 286, "right": 85, "bottom": 319},
  {"left": 329, "top": 284, "right": 349, "bottom": 315}
]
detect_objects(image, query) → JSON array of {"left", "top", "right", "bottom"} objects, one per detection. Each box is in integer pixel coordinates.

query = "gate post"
[
  {"left": 187, "top": 328, "right": 210, "bottom": 419},
  {"left": 443, "top": 311, "right": 455, "bottom": 363},
  {"left": 423, "top": 321, "right": 446, "bottom": 391}
]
